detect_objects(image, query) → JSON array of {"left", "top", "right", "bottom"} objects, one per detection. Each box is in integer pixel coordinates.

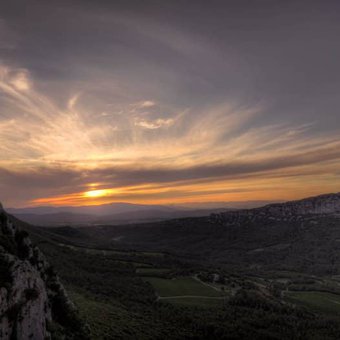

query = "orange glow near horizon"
[
  {"left": 28, "top": 171, "right": 340, "bottom": 208},
  {"left": 84, "top": 189, "right": 111, "bottom": 198}
]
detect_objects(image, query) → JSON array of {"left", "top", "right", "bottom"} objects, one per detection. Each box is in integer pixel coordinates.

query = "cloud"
[
  {"left": 0, "top": 65, "right": 31, "bottom": 91},
  {"left": 0, "top": 1, "right": 340, "bottom": 206},
  {"left": 67, "top": 93, "right": 81, "bottom": 110},
  {"left": 0, "top": 61, "right": 340, "bottom": 207},
  {"left": 10, "top": 70, "right": 31, "bottom": 91},
  {"left": 1, "top": 130, "right": 340, "bottom": 207},
  {"left": 134, "top": 117, "right": 174, "bottom": 129},
  {"left": 139, "top": 100, "right": 155, "bottom": 108}
]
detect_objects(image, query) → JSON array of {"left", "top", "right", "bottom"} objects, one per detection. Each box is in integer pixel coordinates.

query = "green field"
[
  {"left": 144, "top": 277, "right": 223, "bottom": 297},
  {"left": 286, "top": 291, "right": 340, "bottom": 315}
]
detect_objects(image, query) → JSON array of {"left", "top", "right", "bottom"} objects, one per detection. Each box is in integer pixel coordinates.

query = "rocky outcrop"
[
  {"left": 0, "top": 203, "right": 87, "bottom": 340},
  {"left": 211, "top": 192, "right": 340, "bottom": 226}
]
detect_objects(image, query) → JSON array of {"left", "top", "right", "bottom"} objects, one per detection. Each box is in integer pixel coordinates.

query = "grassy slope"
[
  {"left": 286, "top": 291, "right": 340, "bottom": 315},
  {"left": 143, "top": 277, "right": 222, "bottom": 297}
]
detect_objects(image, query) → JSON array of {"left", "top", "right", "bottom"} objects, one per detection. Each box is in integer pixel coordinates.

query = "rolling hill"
[
  {"left": 41, "top": 192, "right": 340, "bottom": 275},
  {"left": 8, "top": 203, "right": 229, "bottom": 226}
]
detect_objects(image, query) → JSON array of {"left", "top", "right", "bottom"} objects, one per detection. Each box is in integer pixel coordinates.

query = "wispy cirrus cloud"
[
  {"left": 0, "top": 60, "right": 340, "bottom": 207},
  {"left": 0, "top": 61, "right": 339, "bottom": 207},
  {"left": 0, "top": 1, "right": 340, "bottom": 206},
  {"left": 134, "top": 117, "right": 175, "bottom": 129},
  {"left": 139, "top": 100, "right": 156, "bottom": 108}
]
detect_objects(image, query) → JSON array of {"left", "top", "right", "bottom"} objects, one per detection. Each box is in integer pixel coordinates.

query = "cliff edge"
[
  {"left": 0, "top": 203, "right": 88, "bottom": 340},
  {"left": 211, "top": 192, "right": 340, "bottom": 226}
]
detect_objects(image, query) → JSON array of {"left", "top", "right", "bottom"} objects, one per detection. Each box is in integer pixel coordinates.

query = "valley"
[
  {"left": 30, "top": 226, "right": 340, "bottom": 338},
  {"left": 3, "top": 192, "right": 340, "bottom": 339}
]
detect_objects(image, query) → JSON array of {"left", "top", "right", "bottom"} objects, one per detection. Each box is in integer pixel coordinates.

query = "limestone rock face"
[
  {"left": 0, "top": 204, "right": 86, "bottom": 340},
  {"left": 0, "top": 256, "right": 51, "bottom": 340},
  {"left": 211, "top": 192, "right": 340, "bottom": 226}
]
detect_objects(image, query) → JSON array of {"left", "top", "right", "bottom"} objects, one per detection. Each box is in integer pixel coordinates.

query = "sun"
[{"left": 84, "top": 189, "right": 108, "bottom": 198}]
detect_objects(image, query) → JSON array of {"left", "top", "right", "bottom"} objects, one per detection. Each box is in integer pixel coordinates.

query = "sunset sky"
[{"left": 1, "top": 0, "right": 340, "bottom": 207}]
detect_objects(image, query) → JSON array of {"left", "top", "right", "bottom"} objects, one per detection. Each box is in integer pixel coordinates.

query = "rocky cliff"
[
  {"left": 0, "top": 203, "right": 87, "bottom": 340},
  {"left": 211, "top": 192, "right": 340, "bottom": 226}
]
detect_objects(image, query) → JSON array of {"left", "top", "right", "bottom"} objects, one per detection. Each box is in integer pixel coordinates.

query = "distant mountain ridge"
[
  {"left": 10, "top": 208, "right": 229, "bottom": 227},
  {"left": 7, "top": 202, "right": 230, "bottom": 226},
  {"left": 7, "top": 200, "right": 274, "bottom": 216},
  {"left": 7, "top": 202, "right": 176, "bottom": 216},
  {"left": 7, "top": 193, "right": 340, "bottom": 227},
  {"left": 212, "top": 192, "right": 340, "bottom": 226}
]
